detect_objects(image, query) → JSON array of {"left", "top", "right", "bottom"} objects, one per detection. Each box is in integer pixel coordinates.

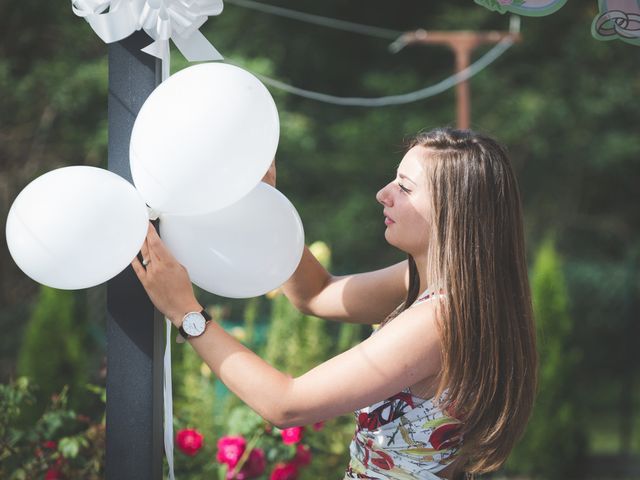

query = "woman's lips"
[{"left": 384, "top": 216, "right": 395, "bottom": 226}]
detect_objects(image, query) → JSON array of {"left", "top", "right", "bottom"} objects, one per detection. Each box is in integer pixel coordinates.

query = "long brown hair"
[{"left": 404, "top": 128, "right": 537, "bottom": 475}]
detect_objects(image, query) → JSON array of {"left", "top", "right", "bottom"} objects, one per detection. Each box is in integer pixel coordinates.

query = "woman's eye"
[{"left": 398, "top": 183, "right": 411, "bottom": 194}]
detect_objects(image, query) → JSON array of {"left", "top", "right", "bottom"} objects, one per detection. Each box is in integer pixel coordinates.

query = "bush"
[
  {"left": 0, "top": 377, "right": 105, "bottom": 479},
  {"left": 506, "top": 237, "right": 587, "bottom": 478}
]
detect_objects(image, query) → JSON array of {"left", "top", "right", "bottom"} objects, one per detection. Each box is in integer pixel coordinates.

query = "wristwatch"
[{"left": 177, "top": 309, "right": 212, "bottom": 343}]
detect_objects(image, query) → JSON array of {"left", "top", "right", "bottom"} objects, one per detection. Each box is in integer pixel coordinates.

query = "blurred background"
[{"left": 1, "top": 1, "right": 639, "bottom": 478}]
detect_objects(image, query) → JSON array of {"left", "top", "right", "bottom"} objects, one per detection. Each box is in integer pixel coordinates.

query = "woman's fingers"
[
  {"left": 131, "top": 256, "right": 147, "bottom": 282},
  {"left": 146, "top": 222, "right": 176, "bottom": 264},
  {"left": 140, "top": 237, "right": 151, "bottom": 264},
  {"left": 145, "top": 223, "right": 163, "bottom": 262},
  {"left": 137, "top": 221, "right": 183, "bottom": 274}
]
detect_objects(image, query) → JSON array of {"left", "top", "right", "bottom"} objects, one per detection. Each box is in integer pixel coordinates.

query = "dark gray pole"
[{"left": 106, "top": 30, "right": 164, "bottom": 479}]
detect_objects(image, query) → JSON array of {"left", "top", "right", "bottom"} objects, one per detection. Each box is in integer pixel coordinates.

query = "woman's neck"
[{"left": 412, "top": 253, "right": 430, "bottom": 295}]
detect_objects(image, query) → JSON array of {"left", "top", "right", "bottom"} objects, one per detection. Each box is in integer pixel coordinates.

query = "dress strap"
[{"left": 412, "top": 287, "right": 446, "bottom": 307}]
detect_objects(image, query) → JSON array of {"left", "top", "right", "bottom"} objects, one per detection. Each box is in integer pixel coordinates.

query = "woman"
[{"left": 131, "top": 128, "right": 537, "bottom": 479}]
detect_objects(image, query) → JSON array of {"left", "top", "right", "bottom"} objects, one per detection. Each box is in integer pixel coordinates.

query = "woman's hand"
[
  {"left": 262, "top": 158, "right": 276, "bottom": 187},
  {"left": 131, "top": 222, "right": 203, "bottom": 326}
]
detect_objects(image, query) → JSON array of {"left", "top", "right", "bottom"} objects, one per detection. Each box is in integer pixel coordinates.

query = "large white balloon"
[
  {"left": 159, "top": 183, "right": 304, "bottom": 298},
  {"left": 130, "top": 63, "right": 279, "bottom": 216},
  {"left": 5, "top": 166, "right": 149, "bottom": 290}
]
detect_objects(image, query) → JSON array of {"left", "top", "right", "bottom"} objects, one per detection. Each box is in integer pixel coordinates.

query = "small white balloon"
[
  {"left": 130, "top": 62, "right": 279, "bottom": 215},
  {"left": 5, "top": 166, "right": 149, "bottom": 289},
  {"left": 159, "top": 183, "right": 304, "bottom": 298}
]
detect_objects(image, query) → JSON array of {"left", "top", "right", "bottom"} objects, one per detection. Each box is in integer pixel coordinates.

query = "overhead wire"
[
  {"left": 238, "top": 38, "right": 514, "bottom": 107},
  {"left": 224, "top": 0, "right": 403, "bottom": 40},
  {"left": 223, "top": 0, "right": 520, "bottom": 107}
]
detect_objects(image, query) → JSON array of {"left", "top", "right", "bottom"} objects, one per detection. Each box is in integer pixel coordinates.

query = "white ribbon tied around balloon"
[{"left": 72, "top": 0, "right": 223, "bottom": 78}]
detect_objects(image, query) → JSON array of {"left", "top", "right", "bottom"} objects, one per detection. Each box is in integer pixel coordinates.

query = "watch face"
[{"left": 183, "top": 313, "right": 205, "bottom": 336}]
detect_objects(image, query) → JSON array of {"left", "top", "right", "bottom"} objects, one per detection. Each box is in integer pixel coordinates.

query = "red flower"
[
  {"left": 429, "top": 423, "right": 463, "bottom": 450},
  {"left": 176, "top": 428, "right": 204, "bottom": 456},
  {"left": 44, "top": 468, "right": 63, "bottom": 480},
  {"left": 280, "top": 426, "right": 304, "bottom": 445},
  {"left": 230, "top": 447, "right": 266, "bottom": 480},
  {"left": 43, "top": 440, "right": 57, "bottom": 450},
  {"left": 269, "top": 462, "right": 298, "bottom": 480},
  {"left": 312, "top": 421, "right": 324, "bottom": 431},
  {"left": 216, "top": 435, "right": 247, "bottom": 469},
  {"left": 292, "top": 444, "right": 312, "bottom": 467}
]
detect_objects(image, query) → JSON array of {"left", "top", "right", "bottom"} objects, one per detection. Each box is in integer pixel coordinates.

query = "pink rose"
[
  {"left": 216, "top": 435, "right": 247, "bottom": 469},
  {"left": 280, "top": 426, "right": 304, "bottom": 445},
  {"left": 270, "top": 462, "right": 298, "bottom": 480},
  {"left": 44, "top": 468, "right": 63, "bottom": 480},
  {"left": 229, "top": 447, "right": 266, "bottom": 480},
  {"left": 312, "top": 421, "right": 324, "bottom": 431},
  {"left": 245, "top": 448, "right": 266, "bottom": 477},
  {"left": 292, "top": 444, "right": 312, "bottom": 467},
  {"left": 176, "top": 428, "right": 204, "bottom": 456}
]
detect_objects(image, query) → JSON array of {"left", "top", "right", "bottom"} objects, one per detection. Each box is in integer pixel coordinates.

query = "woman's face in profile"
[{"left": 375, "top": 146, "right": 432, "bottom": 257}]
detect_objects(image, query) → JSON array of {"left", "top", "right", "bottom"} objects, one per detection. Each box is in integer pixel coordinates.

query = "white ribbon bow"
[{"left": 71, "top": 0, "right": 223, "bottom": 66}]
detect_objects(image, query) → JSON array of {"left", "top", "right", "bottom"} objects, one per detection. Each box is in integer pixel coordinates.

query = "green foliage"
[
  {"left": 336, "top": 322, "right": 363, "bottom": 354},
  {"left": 17, "top": 286, "right": 91, "bottom": 418},
  {"left": 564, "top": 250, "right": 640, "bottom": 455},
  {"left": 262, "top": 241, "right": 334, "bottom": 376},
  {"left": 0, "top": 377, "right": 105, "bottom": 479},
  {"left": 506, "top": 237, "right": 587, "bottom": 478},
  {"left": 262, "top": 293, "right": 302, "bottom": 373}
]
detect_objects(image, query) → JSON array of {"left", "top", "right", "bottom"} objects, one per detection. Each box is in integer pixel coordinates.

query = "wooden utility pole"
[{"left": 398, "top": 29, "right": 521, "bottom": 129}]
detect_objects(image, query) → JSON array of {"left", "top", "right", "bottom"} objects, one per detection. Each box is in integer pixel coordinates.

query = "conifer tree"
[
  {"left": 17, "top": 286, "right": 89, "bottom": 417},
  {"left": 506, "top": 238, "right": 586, "bottom": 478}
]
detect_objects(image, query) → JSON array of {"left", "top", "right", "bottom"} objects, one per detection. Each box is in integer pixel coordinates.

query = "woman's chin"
[{"left": 384, "top": 231, "right": 406, "bottom": 252}]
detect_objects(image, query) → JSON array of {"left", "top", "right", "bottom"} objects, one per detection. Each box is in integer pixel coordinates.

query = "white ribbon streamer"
[
  {"left": 71, "top": 0, "right": 224, "bottom": 63},
  {"left": 163, "top": 317, "right": 175, "bottom": 480}
]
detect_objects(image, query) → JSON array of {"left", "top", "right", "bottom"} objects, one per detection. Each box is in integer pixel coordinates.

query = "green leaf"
[{"left": 58, "top": 436, "right": 88, "bottom": 458}]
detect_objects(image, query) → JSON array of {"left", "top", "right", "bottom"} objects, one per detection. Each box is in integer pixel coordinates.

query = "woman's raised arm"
[
  {"left": 262, "top": 159, "right": 409, "bottom": 324},
  {"left": 281, "top": 247, "right": 409, "bottom": 324}
]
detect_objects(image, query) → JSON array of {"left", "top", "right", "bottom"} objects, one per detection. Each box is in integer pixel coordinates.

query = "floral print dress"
[{"left": 344, "top": 291, "right": 462, "bottom": 480}]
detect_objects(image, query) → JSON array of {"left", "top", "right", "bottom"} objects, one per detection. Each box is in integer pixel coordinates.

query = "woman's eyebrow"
[{"left": 398, "top": 172, "right": 416, "bottom": 185}]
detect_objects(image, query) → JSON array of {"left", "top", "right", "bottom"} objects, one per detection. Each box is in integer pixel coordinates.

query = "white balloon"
[
  {"left": 159, "top": 183, "right": 304, "bottom": 298},
  {"left": 5, "top": 166, "right": 149, "bottom": 290},
  {"left": 130, "top": 63, "right": 279, "bottom": 215}
]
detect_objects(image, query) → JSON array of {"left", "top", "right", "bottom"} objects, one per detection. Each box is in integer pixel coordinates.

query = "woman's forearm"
[{"left": 184, "top": 317, "right": 296, "bottom": 427}]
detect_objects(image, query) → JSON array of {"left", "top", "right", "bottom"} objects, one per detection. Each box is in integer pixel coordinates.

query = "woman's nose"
[{"left": 376, "top": 183, "right": 392, "bottom": 207}]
